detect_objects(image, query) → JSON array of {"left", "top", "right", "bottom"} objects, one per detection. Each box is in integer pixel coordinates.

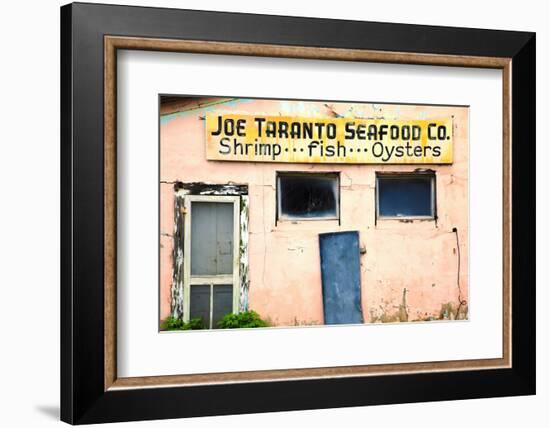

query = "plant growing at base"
[
  {"left": 161, "top": 316, "right": 205, "bottom": 331},
  {"left": 217, "top": 310, "right": 269, "bottom": 329}
]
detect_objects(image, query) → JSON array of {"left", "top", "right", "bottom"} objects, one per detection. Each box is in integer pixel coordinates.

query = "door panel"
[
  {"left": 185, "top": 196, "right": 239, "bottom": 328},
  {"left": 319, "top": 231, "right": 363, "bottom": 325},
  {"left": 190, "top": 202, "right": 234, "bottom": 275}
]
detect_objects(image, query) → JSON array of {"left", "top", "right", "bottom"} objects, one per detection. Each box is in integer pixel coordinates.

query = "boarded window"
[
  {"left": 277, "top": 172, "right": 339, "bottom": 220},
  {"left": 376, "top": 173, "right": 435, "bottom": 218}
]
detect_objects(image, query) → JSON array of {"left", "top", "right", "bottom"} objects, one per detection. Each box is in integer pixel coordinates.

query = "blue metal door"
[{"left": 319, "top": 231, "right": 363, "bottom": 325}]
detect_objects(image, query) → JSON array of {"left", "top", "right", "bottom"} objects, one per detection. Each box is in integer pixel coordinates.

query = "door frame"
[{"left": 182, "top": 194, "right": 241, "bottom": 323}]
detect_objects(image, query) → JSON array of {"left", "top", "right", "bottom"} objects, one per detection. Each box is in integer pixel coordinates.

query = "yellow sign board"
[{"left": 205, "top": 114, "right": 453, "bottom": 164}]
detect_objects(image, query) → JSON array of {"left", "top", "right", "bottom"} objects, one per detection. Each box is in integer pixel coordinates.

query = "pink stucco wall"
[{"left": 159, "top": 98, "right": 469, "bottom": 325}]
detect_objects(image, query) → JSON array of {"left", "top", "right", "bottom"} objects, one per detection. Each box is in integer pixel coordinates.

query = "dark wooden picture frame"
[{"left": 61, "top": 2, "right": 535, "bottom": 424}]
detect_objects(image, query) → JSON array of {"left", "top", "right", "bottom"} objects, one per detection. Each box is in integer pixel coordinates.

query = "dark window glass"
[
  {"left": 189, "top": 285, "right": 210, "bottom": 326},
  {"left": 189, "top": 284, "right": 234, "bottom": 329},
  {"left": 278, "top": 173, "right": 339, "bottom": 219},
  {"left": 377, "top": 175, "right": 434, "bottom": 218},
  {"left": 212, "top": 285, "right": 233, "bottom": 329}
]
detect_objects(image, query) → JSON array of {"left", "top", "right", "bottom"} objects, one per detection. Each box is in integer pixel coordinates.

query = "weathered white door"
[{"left": 183, "top": 195, "right": 240, "bottom": 328}]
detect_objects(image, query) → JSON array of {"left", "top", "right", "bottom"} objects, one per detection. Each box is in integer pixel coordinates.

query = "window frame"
[
  {"left": 276, "top": 171, "right": 340, "bottom": 222},
  {"left": 182, "top": 195, "right": 241, "bottom": 326},
  {"left": 375, "top": 172, "right": 437, "bottom": 221}
]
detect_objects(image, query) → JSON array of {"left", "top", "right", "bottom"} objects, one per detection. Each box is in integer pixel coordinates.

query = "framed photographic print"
[{"left": 60, "top": 2, "right": 536, "bottom": 424}]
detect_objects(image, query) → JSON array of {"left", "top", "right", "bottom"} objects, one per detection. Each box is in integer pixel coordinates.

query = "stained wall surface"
[{"left": 159, "top": 97, "right": 469, "bottom": 326}]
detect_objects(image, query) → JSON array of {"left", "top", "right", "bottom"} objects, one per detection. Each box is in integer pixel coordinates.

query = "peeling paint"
[
  {"left": 174, "top": 181, "right": 247, "bottom": 196},
  {"left": 170, "top": 193, "right": 185, "bottom": 319},
  {"left": 160, "top": 98, "right": 256, "bottom": 125},
  {"left": 239, "top": 195, "right": 250, "bottom": 312},
  {"left": 398, "top": 288, "right": 408, "bottom": 322},
  {"left": 169, "top": 182, "right": 250, "bottom": 319},
  {"left": 439, "top": 301, "right": 468, "bottom": 320},
  {"left": 370, "top": 298, "right": 468, "bottom": 323},
  {"left": 369, "top": 288, "right": 409, "bottom": 323}
]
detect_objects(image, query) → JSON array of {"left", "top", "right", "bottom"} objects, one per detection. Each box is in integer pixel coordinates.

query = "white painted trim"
[
  {"left": 232, "top": 199, "right": 241, "bottom": 314},
  {"left": 185, "top": 194, "right": 239, "bottom": 203},
  {"left": 189, "top": 275, "right": 234, "bottom": 285}
]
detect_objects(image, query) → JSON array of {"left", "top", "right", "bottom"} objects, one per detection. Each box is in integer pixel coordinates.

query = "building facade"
[{"left": 159, "top": 97, "right": 469, "bottom": 328}]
